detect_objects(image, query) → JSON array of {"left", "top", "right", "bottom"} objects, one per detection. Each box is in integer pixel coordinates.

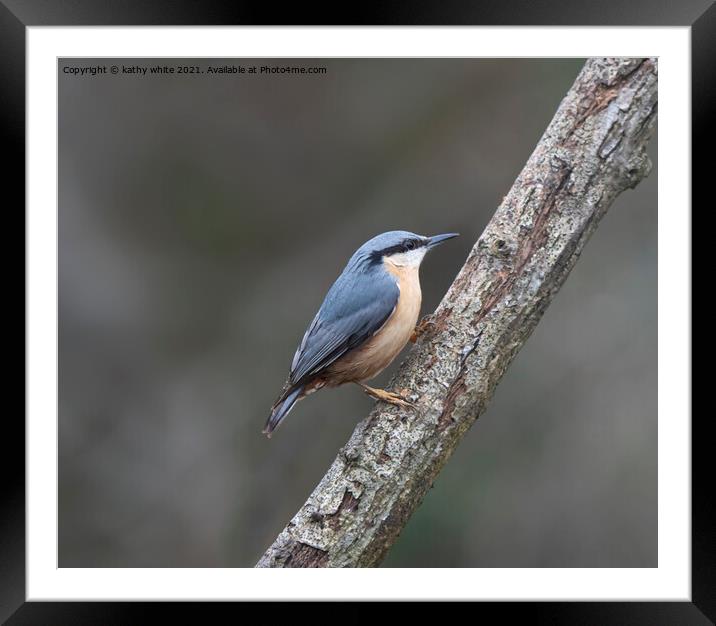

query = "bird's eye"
[{"left": 405, "top": 240, "right": 416, "bottom": 251}]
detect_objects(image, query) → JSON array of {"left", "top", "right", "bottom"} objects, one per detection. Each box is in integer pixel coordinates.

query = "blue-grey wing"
[{"left": 289, "top": 267, "right": 399, "bottom": 385}]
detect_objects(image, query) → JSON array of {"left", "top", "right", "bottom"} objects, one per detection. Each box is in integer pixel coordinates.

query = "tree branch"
[{"left": 256, "top": 57, "right": 658, "bottom": 568}]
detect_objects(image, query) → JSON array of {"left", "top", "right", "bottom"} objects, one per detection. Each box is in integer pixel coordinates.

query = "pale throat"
[
  {"left": 383, "top": 252, "right": 423, "bottom": 303},
  {"left": 383, "top": 247, "right": 427, "bottom": 268}
]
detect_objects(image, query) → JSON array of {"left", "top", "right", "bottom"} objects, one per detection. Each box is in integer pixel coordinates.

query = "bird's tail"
[{"left": 263, "top": 384, "right": 304, "bottom": 437}]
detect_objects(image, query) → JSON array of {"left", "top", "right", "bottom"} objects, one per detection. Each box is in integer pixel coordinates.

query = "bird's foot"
[
  {"left": 357, "top": 383, "right": 415, "bottom": 408},
  {"left": 410, "top": 314, "right": 436, "bottom": 343}
]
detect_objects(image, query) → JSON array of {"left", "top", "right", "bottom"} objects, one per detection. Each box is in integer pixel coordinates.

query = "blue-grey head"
[{"left": 350, "top": 230, "right": 459, "bottom": 270}]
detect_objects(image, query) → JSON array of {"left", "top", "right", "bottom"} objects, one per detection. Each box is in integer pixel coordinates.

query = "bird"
[{"left": 263, "top": 230, "right": 459, "bottom": 437}]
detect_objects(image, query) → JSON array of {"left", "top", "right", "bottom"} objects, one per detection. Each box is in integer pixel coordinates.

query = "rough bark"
[{"left": 256, "top": 57, "right": 658, "bottom": 568}]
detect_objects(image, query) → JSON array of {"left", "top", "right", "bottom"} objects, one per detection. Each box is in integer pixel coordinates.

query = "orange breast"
[{"left": 324, "top": 260, "right": 421, "bottom": 384}]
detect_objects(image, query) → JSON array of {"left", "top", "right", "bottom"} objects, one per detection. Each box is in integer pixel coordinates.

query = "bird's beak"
[{"left": 426, "top": 233, "right": 459, "bottom": 249}]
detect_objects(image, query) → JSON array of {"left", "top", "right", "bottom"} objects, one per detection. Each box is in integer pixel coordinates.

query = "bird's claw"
[
  {"left": 384, "top": 391, "right": 415, "bottom": 408},
  {"left": 410, "top": 315, "right": 436, "bottom": 343},
  {"left": 359, "top": 383, "right": 416, "bottom": 408}
]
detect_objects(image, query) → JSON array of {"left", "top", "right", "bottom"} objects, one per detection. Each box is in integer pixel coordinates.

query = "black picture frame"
[{"left": 6, "top": 1, "right": 710, "bottom": 622}]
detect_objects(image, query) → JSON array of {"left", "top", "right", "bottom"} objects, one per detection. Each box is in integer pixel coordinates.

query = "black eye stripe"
[{"left": 368, "top": 238, "right": 424, "bottom": 263}]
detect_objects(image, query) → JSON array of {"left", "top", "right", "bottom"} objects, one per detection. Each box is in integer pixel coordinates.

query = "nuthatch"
[{"left": 264, "top": 230, "right": 459, "bottom": 437}]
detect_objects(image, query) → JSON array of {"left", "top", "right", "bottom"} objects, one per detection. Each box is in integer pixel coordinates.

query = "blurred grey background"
[{"left": 58, "top": 58, "right": 657, "bottom": 568}]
